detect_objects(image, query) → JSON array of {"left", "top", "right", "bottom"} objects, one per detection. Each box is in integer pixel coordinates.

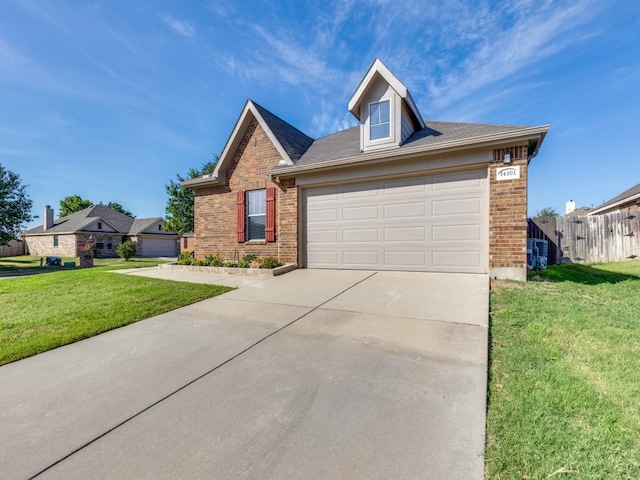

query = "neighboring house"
[
  {"left": 183, "top": 59, "right": 549, "bottom": 281},
  {"left": 567, "top": 206, "right": 594, "bottom": 216},
  {"left": 24, "top": 205, "right": 178, "bottom": 258},
  {"left": 588, "top": 182, "right": 640, "bottom": 215},
  {"left": 180, "top": 232, "right": 195, "bottom": 254}
]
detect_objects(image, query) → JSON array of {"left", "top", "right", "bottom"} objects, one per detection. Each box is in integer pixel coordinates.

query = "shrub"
[
  {"left": 192, "top": 259, "right": 205, "bottom": 266},
  {"left": 236, "top": 260, "right": 250, "bottom": 268},
  {"left": 207, "top": 253, "right": 224, "bottom": 267},
  {"left": 116, "top": 241, "right": 137, "bottom": 261},
  {"left": 242, "top": 253, "right": 257, "bottom": 263},
  {"left": 260, "top": 256, "right": 283, "bottom": 269},
  {"left": 177, "top": 252, "right": 192, "bottom": 265},
  {"left": 223, "top": 261, "right": 237, "bottom": 267}
]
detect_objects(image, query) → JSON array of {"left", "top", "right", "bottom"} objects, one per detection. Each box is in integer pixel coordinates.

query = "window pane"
[
  {"left": 370, "top": 103, "right": 380, "bottom": 123},
  {"left": 247, "top": 215, "right": 265, "bottom": 240},
  {"left": 379, "top": 100, "right": 390, "bottom": 122},
  {"left": 371, "top": 123, "right": 390, "bottom": 140},
  {"left": 247, "top": 189, "right": 266, "bottom": 215}
]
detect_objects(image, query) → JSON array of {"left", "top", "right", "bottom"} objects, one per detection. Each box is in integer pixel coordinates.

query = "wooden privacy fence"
[
  {"left": 0, "top": 239, "right": 26, "bottom": 257},
  {"left": 528, "top": 212, "right": 640, "bottom": 264}
]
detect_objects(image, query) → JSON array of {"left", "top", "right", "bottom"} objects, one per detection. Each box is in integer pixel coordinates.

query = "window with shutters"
[
  {"left": 246, "top": 189, "right": 266, "bottom": 241},
  {"left": 236, "top": 188, "right": 276, "bottom": 243}
]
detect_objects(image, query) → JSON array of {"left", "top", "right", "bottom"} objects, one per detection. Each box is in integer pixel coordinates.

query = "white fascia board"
[
  {"left": 588, "top": 192, "right": 640, "bottom": 215},
  {"left": 271, "top": 125, "right": 550, "bottom": 178}
]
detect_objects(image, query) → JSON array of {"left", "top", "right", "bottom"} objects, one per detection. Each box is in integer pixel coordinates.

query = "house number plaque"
[{"left": 496, "top": 166, "right": 520, "bottom": 181}]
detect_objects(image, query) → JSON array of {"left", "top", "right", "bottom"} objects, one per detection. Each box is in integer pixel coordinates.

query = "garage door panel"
[
  {"left": 343, "top": 251, "right": 379, "bottom": 266},
  {"left": 308, "top": 208, "right": 339, "bottom": 223},
  {"left": 384, "top": 202, "right": 425, "bottom": 219},
  {"left": 432, "top": 224, "right": 482, "bottom": 242},
  {"left": 432, "top": 196, "right": 482, "bottom": 216},
  {"left": 432, "top": 250, "right": 483, "bottom": 269},
  {"left": 307, "top": 251, "right": 339, "bottom": 266},
  {"left": 307, "top": 230, "right": 339, "bottom": 243},
  {"left": 384, "top": 226, "right": 426, "bottom": 242},
  {"left": 343, "top": 205, "right": 378, "bottom": 221},
  {"left": 305, "top": 169, "right": 487, "bottom": 273},
  {"left": 385, "top": 251, "right": 426, "bottom": 267},
  {"left": 343, "top": 229, "right": 379, "bottom": 243}
]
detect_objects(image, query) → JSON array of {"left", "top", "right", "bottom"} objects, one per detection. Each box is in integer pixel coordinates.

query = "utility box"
[{"left": 527, "top": 239, "right": 548, "bottom": 270}]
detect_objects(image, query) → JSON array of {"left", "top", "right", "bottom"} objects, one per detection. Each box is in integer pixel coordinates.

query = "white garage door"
[
  {"left": 142, "top": 238, "right": 177, "bottom": 257},
  {"left": 305, "top": 169, "right": 487, "bottom": 273}
]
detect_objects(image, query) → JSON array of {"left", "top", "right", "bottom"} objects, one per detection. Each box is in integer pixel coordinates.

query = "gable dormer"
[{"left": 348, "top": 59, "right": 425, "bottom": 153}]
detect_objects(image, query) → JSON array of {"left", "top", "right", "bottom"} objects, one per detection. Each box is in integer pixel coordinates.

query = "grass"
[
  {"left": 485, "top": 261, "right": 640, "bottom": 479},
  {"left": 0, "top": 258, "right": 232, "bottom": 365},
  {"left": 0, "top": 255, "right": 163, "bottom": 274}
]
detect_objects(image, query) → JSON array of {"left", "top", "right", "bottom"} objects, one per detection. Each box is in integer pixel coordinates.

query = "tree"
[
  {"left": 116, "top": 240, "right": 137, "bottom": 261},
  {"left": 164, "top": 156, "right": 218, "bottom": 235},
  {"left": 105, "top": 202, "right": 133, "bottom": 217},
  {"left": 0, "top": 165, "right": 33, "bottom": 245},
  {"left": 59, "top": 195, "right": 93, "bottom": 217},
  {"left": 534, "top": 207, "right": 559, "bottom": 218}
]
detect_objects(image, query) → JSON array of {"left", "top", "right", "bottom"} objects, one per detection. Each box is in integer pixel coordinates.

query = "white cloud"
[{"left": 159, "top": 13, "right": 196, "bottom": 39}]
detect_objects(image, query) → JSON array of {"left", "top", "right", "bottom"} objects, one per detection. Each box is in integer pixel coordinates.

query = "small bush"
[
  {"left": 260, "top": 256, "right": 283, "bottom": 269},
  {"left": 223, "top": 261, "right": 237, "bottom": 267},
  {"left": 192, "top": 259, "right": 206, "bottom": 266},
  {"left": 177, "top": 252, "right": 192, "bottom": 265},
  {"left": 236, "top": 260, "right": 250, "bottom": 268},
  {"left": 116, "top": 241, "right": 137, "bottom": 261},
  {"left": 208, "top": 253, "right": 224, "bottom": 267},
  {"left": 242, "top": 253, "right": 257, "bottom": 263}
]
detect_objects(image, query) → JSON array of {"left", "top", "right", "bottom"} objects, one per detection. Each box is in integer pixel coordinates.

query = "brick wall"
[
  {"left": 25, "top": 234, "right": 77, "bottom": 257},
  {"left": 193, "top": 119, "right": 298, "bottom": 263},
  {"left": 489, "top": 145, "right": 529, "bottom": 279}
]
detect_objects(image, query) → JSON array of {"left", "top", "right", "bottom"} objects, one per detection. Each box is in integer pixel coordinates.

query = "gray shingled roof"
[
  {"left": 129, "top": 218, "right": 161, "bottom": 235},
  {"left": 253, "top": 101, "right": 314, "bottom": 162},
  {"left": 24, "top": 205, "right": 167, "bottom": 236},
  {"left": 594, "top": 182, "right": 640, "bottom": 211},
  {"left": 289, "top": 120, "right": 530, "bottom": 168}
]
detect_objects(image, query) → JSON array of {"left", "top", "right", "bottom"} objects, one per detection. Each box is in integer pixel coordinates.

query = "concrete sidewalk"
[{"left": 0, "top": 269, "right": 489, "bottom": 479}]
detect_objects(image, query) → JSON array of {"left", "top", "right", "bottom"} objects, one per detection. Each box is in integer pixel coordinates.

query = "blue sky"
[{"left": 1, "top": 0, "right": 639, "bottom": 228}]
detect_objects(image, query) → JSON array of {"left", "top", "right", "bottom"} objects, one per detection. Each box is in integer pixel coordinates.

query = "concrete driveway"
[{"left": 0, "top": 269, "right": 489, "bottom": 480}]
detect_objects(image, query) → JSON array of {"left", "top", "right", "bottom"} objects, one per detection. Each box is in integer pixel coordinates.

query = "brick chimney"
[{"left": 43, "top": 205, "right": 54, "bottom": 230}]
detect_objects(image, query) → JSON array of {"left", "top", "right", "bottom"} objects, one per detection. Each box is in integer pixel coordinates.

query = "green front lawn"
[
  {"left": 0, "top": 262, "right": 232, "bottom": 365},
  {"left": 0, "top": 255, "right": 163, "bottom": 274},
  {"left": 486, "top": 261, "right": 640, "bottom": 478}
]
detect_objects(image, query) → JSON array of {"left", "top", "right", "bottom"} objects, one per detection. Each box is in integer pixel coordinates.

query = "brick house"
[
  {"left": 183, "top": 59, "right": 549, "bottom": 280},
  {"left": 24, "top": 204, "right": 179, "bottom": 258}
]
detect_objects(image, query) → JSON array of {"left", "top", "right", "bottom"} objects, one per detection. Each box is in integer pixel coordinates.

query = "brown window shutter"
[
  {"left": 236, "top": 190, "right": 246, "bottom": 243},
  {"left": 265, "top": 187, "right": 276, "bottom": 242}
]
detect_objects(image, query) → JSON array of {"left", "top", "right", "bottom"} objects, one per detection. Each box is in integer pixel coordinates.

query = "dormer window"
[{"left": 370, "top": 100, "right": 390, "bottom": 140}]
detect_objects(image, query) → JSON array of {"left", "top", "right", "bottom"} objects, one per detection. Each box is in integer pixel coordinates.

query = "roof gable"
[
  {"left": 348, "top": 58, "right": 424, "bottom": 130},
  {"left": 199, "top": 100, "right": 313, "bottom": 187}
]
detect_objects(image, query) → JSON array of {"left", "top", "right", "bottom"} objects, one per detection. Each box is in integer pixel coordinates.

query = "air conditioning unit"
[{"left": 527, "top": 238, "right": 548, "bottom": 270}]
